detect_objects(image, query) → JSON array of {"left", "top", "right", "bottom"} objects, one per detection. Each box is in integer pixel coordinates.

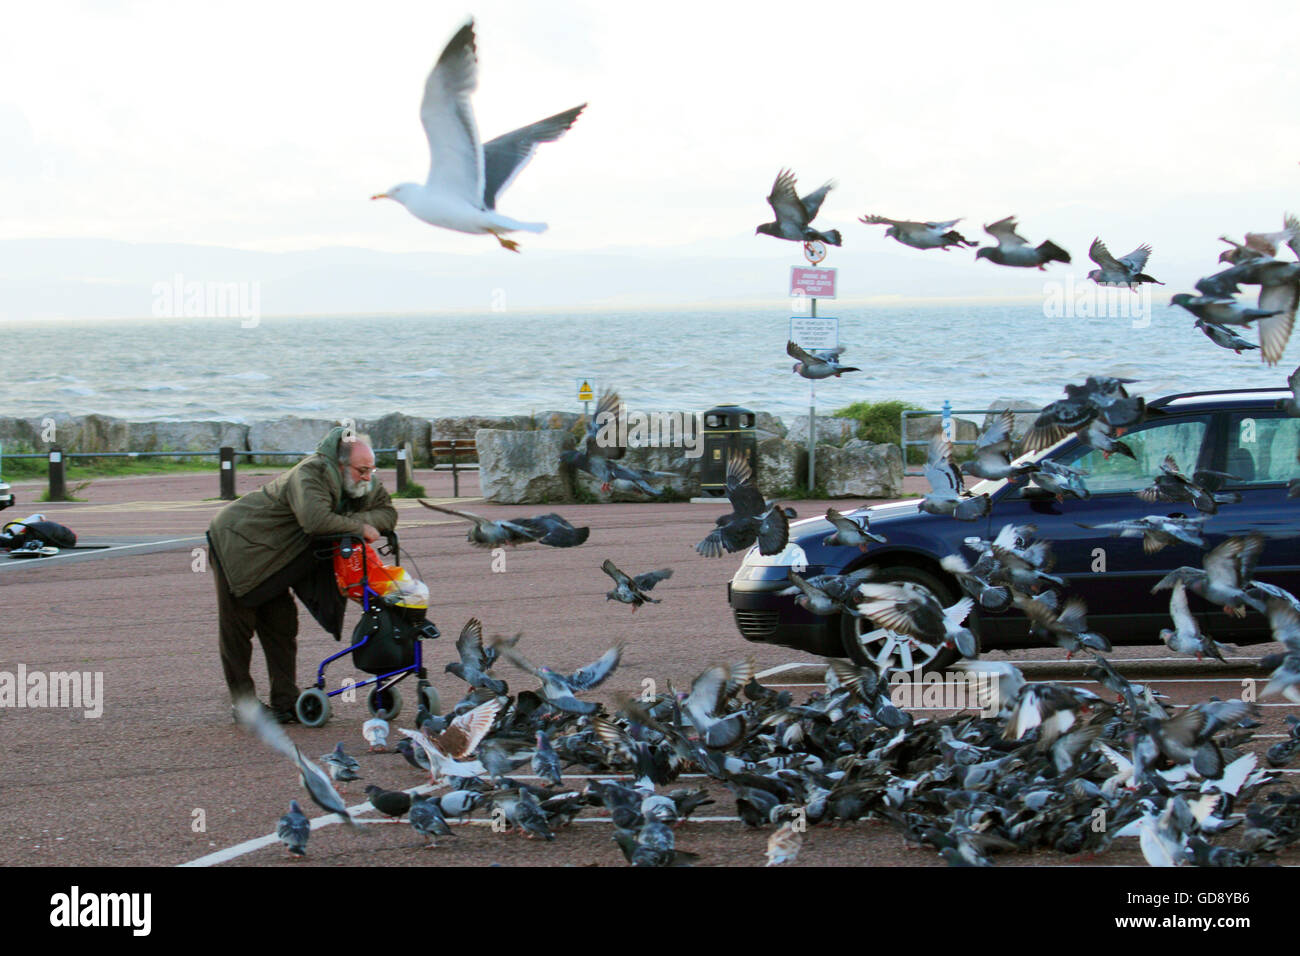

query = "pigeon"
[
  {"left": 696, "top": 450, "right": 791, "bottom": 556},
  {"left": 1017, "top": 593, "right": 1112, "bottom": 658},
  {"left": 446, "top": 618, "right": 509, "bottom": 695},
  {"left": 1279, "top": 365, "right": 1300, "bottom": 416},
  {"left": 1030, "top": 459, "right": 1090, "bottom": 500},
  {"left": 1160, "top": 580, "right": 1230, "bottom": 662},
  {"left": 395, "top": 737, "right": 431, "bottom": 772},
  {"left": 235, "top": 698, "right": 359, "bottom": 828},
  {"left": 975, "top": 216, "right": 1070, "bottom": 269},
  {"left": 1086, "top": 238, "right": 1163, "bottom": 289},
  {"left": 365, "top": 784, "right": 413, "bottom": 821},
  {"left": 488, "top": 786, "right": 555, "bottom": 841},
  {"left": 601, "top": 559, "right": 672, "bottom": 610},
  {"left": 919, "top": 434, "right": 991, "bottom": 521},
  {"left": 755, "top": 169, "right": 841, "bottom": 246},
  {"left": 765, "top": 821, "right": 804, "bottom": 865},
  {"left": 418, "top": 501, "right": 589, "bottom": 548},
  {"left": 683, "top": 662, "right": 752, "bottom": 750},
  {"left": 1021, "top": 378, "right": 1143, "bottom": 453},
  {"left": 1219, "top": 214, "right": 1300, "bottom": 263},
  {"left": 1137, "top": 455, "right": 1241, "bottom": 515},
  {"left": 1151, "top": 533, "right": 1268, "bottom": 618},
  {"left": 1171, "top": 285, "right": 1295, "bottom": 365},
  {"left": 1261, "top": 598, "right": 1300, "bottom": 703},
  {"left": 277, "top": 800, "right": 311, "bottom": 858},
  {"left": 786, "top": 340, "right": 860, "bottom": 379},
  {"left": 1194, "top": 318, "right": 1261, "bottom": 354},
  {"left": 370, "top": 21, "right": 585, "bottom": 251},
  {"left": 822, "top": 507, "right": 886, "bottom": 550},
  {"left": 498, "top": 643, "right": 623, "bottom": 715},
  {"left": 321, "top": 743, "right": 362, "bottom": 787},
  {"left": 855, "top": 582, "right": 978, "bottom": 658},
  {"left": 777, "top": 567, "right": 878, "bottom": 616},
  {"left": 532, "top": 730, "right": 564, "bottom": 786},
  {"left": 397, "top": 697, "right": 502, "bottom": 782},
  {"left": 962, "top": 410, "right": 1040, "bottom": 482},
  {"left": 408, "top": 794, "right": 455, "bottom": 848},
  {"left": 361, "top": 717, "right": 389, "bottom": 753},
  {"left": 1075, "top": 514, "right": 1207, "bottom": 555},
  {"left": 858, "top": 214, "right": 976, "bottom": 250},
  {"left": 940, "top": 553, "right": 1011, "bottom": 612},
  {"left": 1170, "top": 293, "right": 1282, "bottom": 327}
]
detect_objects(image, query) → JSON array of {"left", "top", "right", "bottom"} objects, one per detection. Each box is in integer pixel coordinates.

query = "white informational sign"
[
  {"left": 576, "top": 377, "right": 597, "bottom": 403},
  {"left": 790, "top": 316, "right": 839, "bottom": 352}
]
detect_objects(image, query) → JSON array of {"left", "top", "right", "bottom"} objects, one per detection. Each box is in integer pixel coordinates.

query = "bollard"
[
  {"left": 395, "top": 442, "right": 410, "bottom": 493},
  {"left": 941, "top": 399, "right": 954, "bottom": 444},
  {"left": 48, "top": 445, "right": 66, "bottom": 502},
  {"left": 450, "top": 440, "right": 461, "bottom": 498},
  {"left": 219, "top": 446, "right": 236, "bottom": 500}
]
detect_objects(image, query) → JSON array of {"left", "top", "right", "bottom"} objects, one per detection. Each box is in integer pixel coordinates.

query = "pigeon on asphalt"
[
  {"left": 408, "top": 794, "right": 455, "bottom": 848},
  {"left": 446, "top": 618, "right": 509, "bottom": 694},
  {"left": 532, "top": 730, "right": 564, "bottom": 786},
  {"left": 418, "top": 501, "right": 589, "bottom": 548},
  {"left": 962, "top": 410, "right": 1040, "bottom": 482},
  {"left": 1086, "top": 238, "right": 1163, "bottom": 289},
  {"left": 786, "top": 340, "right": 860, "bottom": 379},
  {"left": 1160, "top": 580, "right": 1230, "bottom": 662},
  {"left": 361, "top": 718, "right": 390, "bottom": 753},
  {"left": 321, "top": 742, "right": 362, "bottom": 787},
  {"left": 277, "top": 800, "right": 311, "bottom": 858},
  {"left": 370, "top": 21, "right": 585, "bottom": 251},
  {"left": 822, "top": 507, "right": 886, "bottom": 550},
  {"left": 919, "top": 434, "right": 991, "bottom": 521},
  {"left": 755, "top": 169, "right": 842, "bottom": 246},
  {"left": 858, "top": 214, "right": 976, "bottom": 250},
  {"left": 601, "top": 559, "right": 672, "bottom": 610},
  {"left": 696, "top": 450, "right": 791, "bottom": 556},
  {"left": 365, "top": 784, "right": 413, "bottom": 821},
  {"left": 975, "top": 216, "right": 1070, "bottom": 269},
  {"left": 397, "top": 697, "right": 502, "bottom": 783},
  {"left": 235, "top": 698, "right": 359, "bottom": 828}
]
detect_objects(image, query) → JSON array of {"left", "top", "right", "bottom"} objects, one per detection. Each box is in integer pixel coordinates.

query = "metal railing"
[
  {"left": 901, "top": 402, "right": 1042, "bottom": 476},
  {"left": 0, "top": 443, "right": 442, "bottom": 501}
]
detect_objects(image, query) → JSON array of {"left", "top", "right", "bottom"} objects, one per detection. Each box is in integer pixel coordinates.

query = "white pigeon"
[
  {"left": 362, "top": 717, "right": 390, "bottom": 753},
  {"left": 397, "top": 697, "right": 502, "bottom": 784},
  {"left": 371, "top": 20, "right": 586, "bottom": 251}
]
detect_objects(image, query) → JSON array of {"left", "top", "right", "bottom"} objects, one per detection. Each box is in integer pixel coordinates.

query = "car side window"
[
  {"left": 1057, "top": 416, "right": 1211, "bottom": 494},
  {"left": 1225, "top": 413, "right": 1300, "bottom": 485}
]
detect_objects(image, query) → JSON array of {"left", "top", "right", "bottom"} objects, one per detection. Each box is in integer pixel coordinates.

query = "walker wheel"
[
  {"left": 367, "top": 685, "right": 402, "bottom": 720},
  {"left": 295, "top": 688, "right": 331, "bottom": 728},
  {"left": 419, "top": 684, "right": 442, "bottom": 718}
]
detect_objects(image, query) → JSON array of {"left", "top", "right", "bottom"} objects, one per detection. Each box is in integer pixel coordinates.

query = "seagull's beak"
[{"left": 370, "top": 192, "right": 389, "bottom": 201}]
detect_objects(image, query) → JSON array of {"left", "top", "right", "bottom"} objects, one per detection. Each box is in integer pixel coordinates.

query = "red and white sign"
[{"left": 790, "top": 267, "right": 837, "bottom": 299}]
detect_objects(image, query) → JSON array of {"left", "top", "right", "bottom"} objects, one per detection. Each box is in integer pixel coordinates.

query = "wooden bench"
[{"left": 429, "top": 438, "right": 478, "bottom": 498}]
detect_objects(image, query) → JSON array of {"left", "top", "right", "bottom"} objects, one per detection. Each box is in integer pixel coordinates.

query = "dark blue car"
[{"left": 729, "top": 387, "right": 1300, "bottom": 671}]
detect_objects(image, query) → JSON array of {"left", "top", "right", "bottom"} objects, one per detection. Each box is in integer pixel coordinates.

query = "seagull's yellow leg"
[{"left": 491, "top": 231, "right": 521, "bottom": 253}]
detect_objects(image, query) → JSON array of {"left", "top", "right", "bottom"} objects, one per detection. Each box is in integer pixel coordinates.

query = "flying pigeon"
[
  {"left": 1160, "top": 580, "right": 1230, "bottom": 662},
  {"left": 1086, "top": 238, "right": 1163, "bottom": 289},
  {"left": 497, "top": 642, "right": 623, "bottom": 714},
  {"left": 446, "top": 618, "right": 509, "bottom": 695},
  {"left": 1137, "top": 454, "right": 1241, "bottom": 515},
  {"left": 1075, "top": 514, "right": 1208, "bottom": 555},
  {"left": 1218, "top": 214, "right": 1300, "bottom": 264},
  {"left": 418, "top": 501, "right": 589, "bottom": 548},
  {"left": 371, "top": 21, "right": 585, "bottom": 251},
  {"left": 1150, "top": 533, "right": 1267, "bottom": 618},
  {"left": 962, "top": 410, "right": 1040, "bottom": 482},
  {"left": 919, "top": 434, "right": 991, "bottom": 521},
  {"left": 755, "top": 169, "right": 841, "bottom": 245},
  {"left": 397, "top": 697, "right": 503, "bottom": 783},
  {"left": 601, "top": 559, "right": 672, "bottom": 610},
  {"left": 1194, "top": 317, "right": 1261, "bottom": 354},
  {"left": 822, "top": 507, "right": 886, "bottom": 550},
  {"left": 786, "top": 340, "right": 860, "bottom": 379},
  {"left": 975, "top": 216, "right": 1070, "bottom": 269},
  {"left": 696, "top": 450, "right": 791, "bottom": 556},
  {"left": 858, "top": 214, "right": 976, "bottom": 250}
]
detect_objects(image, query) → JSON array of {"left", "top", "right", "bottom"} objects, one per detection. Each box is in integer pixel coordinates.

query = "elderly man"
[{"left": 207, "top": 426, "right": 397, "bottom": 722}]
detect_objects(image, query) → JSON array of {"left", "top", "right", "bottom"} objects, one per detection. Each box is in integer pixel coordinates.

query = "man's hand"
[{"left": 361, "top": 523, "right": 381, "bottom": 543}]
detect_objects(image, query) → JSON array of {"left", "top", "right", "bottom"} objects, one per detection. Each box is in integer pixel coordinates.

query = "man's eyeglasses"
[{"left": 349, "top": 464, "right": 375, "bottom": 478}]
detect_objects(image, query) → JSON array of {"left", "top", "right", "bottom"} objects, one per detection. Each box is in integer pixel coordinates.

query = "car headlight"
[{"left": 740, "top": 542, "right": 809, "bottom": 569}]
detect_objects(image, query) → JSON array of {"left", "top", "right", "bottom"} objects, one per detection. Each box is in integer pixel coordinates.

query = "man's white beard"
[{"left": 343, "top": 473, "right": 372, "bottom": 499}]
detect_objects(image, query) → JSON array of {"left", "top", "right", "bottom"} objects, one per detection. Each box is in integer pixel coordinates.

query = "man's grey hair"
[{"left": 337, "top": 435, "right": 373, "bottom": 463}]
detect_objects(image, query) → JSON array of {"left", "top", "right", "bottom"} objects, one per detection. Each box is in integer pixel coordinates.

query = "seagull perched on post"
[{"left": 371, "top": 21, "right": 585, "bottom": 251}]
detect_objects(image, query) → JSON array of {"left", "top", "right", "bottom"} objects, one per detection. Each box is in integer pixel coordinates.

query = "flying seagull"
[
  {"left": 371, "top": 21, "right": 585, "bottom": 251},
  {"left": 756, "top": 169, "right": 842, "bottom": 246}
]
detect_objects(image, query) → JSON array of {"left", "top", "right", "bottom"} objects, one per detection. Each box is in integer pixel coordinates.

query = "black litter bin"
[{"left": 700, "top": 404, "right": 757, "bottom": 497}]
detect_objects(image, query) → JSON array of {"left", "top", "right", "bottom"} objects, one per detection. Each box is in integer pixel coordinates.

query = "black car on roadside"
[{"left": 729, "top": 387, "right": 1300, "bottom": 671}]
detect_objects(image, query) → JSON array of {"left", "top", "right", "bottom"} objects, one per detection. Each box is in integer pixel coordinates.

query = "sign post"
[
  {"left": 576, "top": 377, "right": 596, "bottom": 420},
  {"left": 788, "top": 243, "right": 839, "bottom": 490}
]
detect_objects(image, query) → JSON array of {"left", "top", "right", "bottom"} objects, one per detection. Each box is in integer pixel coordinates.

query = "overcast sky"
[{"left": 3, "top": 0, "right": 1299, "bottom": 311}]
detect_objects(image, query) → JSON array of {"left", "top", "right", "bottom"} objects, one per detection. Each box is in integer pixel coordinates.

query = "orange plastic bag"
[{"left": 333, "top": 542, "right": 429, "bottom": 610}]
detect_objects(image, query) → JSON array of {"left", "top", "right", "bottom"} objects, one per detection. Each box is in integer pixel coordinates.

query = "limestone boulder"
[
  {"left": 359, "top": 413, "right": 433, "bottom": 465},
  {"left": 248, "top": 418, "right": 339, "bottom": 463},
  {"left": 818, "top": 440, "right": 904, "bottom": 499},
  {"left": 476, "top": 429, "right": 575, "bottom": 504},
  {"left": 757, "top": 437, "right": 809, "bottom": 494},
  {"left": 787, "top": 415, "right": 857, "bottom": 447},
  {"left": 128, "top": 421, "right": 249, "bottom": 459}
]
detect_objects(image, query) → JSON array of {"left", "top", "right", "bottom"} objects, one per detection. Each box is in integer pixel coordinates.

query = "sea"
[{"left": 0, "top": 302, "right": 1290, "bottom": 425}]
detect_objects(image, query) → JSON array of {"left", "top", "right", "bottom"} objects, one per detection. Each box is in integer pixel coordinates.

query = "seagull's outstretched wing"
[
  {"left": 482, "top": 104, "right": 586, "bottom": 210},
  {"left": 421, "top": 21, "right": 485, "bottom": 203}
]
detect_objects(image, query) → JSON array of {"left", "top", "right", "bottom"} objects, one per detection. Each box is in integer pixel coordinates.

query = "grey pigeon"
[
  {"left": 786, "top": 340, "right": 860, "bottom": 379},
  {"left": 1160, "top": 580, "right": 1230, "bottom": 662},
  {"left": 962, "top": 410, "right": 1040, "bottom": 482},
  {"left": 858, "top": 214, "right": 976, "bottom": 250},
  {"left": 755, "top": 169, "right": 841, "bottom": 245},
  {"left": 1075, "top": 514, "right": 1207, "bottom": 555},
  {"left": 1151, "top": 533, "right": 1267, "bottom": 618},
  {"left": 696, "top": 450, "right": 790, "bottom": 556},
  {"left": 1279, "top": 365, "right": 1300, "bottom": 416},
  {"left": 601, "top": 559, "right": 672, "bottom": 610},
  {"left": 975, "top": 215, "right": 1070, "bottom": 269},
  {"left": 321, "top": 742, "right": 362, "bottom": 787},
  {"left": 1194, "top": 317, "right": 1261, "bottom": 354},
  {"left": 1137, "top": 454, "right": 1241, "bottom": 515},
  {"left": 408, "top": 794, "right": 454, "bottom": 847},
  {"left": 822, "top": 507, "right": 886, "bottom": 549},
  {"left": 1030, "top": 459, "right": 1090, "bottom": 501},
  {"left": 1086, "top": 238, "right": 1162, "bottom": 288},
  {"left": 419, "top": 500, "right": 589, "bottom": 548},
  {"left": 919, "top": 434, "right": 991, "bottom": 521},
  {"left": 532, "top": 730, "right": 564, "bottom": 786},
  {"left": 445, "top": 618, "right": 508, "bottom": 694},
  {"left": 499, "top": 642, "right": 623, "bottom": 715},
  {"left": 277, "top": 800, "right": 310, "bottom": 858}
]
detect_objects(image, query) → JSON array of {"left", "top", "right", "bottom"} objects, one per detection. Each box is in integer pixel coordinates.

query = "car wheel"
[{"left": 840, "top": 565, "right": 968, "bottom": 676}]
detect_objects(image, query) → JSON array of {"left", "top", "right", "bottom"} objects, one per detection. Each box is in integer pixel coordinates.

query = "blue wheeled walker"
[{"left": 294, "top": 532, "right": 441, "bottom": 727}]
